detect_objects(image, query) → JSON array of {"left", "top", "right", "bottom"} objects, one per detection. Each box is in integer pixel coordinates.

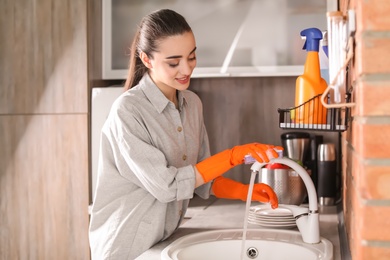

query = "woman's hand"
[
  {"left": 195, "top": 142, "right": 284, "bottom": 183},
  {"left": 211, "top": 176, "right": 278, "bottom": 209},
  {"left": 229, "top": 143, "right": 283, "bottom": 165}
]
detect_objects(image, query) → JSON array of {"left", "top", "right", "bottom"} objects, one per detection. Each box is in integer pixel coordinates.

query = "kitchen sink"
[{"left": 161, "top": 229, "right": 333, "bottom": 260}]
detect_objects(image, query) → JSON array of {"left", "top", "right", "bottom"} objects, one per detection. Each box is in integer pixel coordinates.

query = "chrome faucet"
[{"left": 250, "top": 157, "right": 320, "bottom": 244}]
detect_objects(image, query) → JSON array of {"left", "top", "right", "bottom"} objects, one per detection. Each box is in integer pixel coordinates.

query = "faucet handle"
[
  {"left": 279, "top": 204, "right": 320, "bottom": 244},
  {"left": 278, "top": 204, "right": 308, "bottom": 218}
]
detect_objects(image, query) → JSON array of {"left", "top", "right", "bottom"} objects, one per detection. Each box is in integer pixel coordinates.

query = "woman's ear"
[{"left": 140, "top": 51, "right": 152, "bottom": 69}]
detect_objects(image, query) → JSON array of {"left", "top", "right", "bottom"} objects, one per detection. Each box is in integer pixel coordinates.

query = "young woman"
[{"left": 89, "top": 9, "right": 283, "bottom": 259}]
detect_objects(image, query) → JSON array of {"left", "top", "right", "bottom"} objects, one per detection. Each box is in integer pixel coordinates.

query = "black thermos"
[{"left": 317, "top": 143, "right": 337, "bottom": 206}]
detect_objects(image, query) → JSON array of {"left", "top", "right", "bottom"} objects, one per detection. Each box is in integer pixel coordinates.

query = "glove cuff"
[{"left": 195, "top": 149, "right": 233, "bottom": 183}]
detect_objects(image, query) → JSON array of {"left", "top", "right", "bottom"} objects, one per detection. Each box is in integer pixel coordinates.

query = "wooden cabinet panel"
[
  {"left": 0, "top": 0, "right": 90, "bottom": 258},
  {"left": 0, "top": 114, "right": 90, "bottom": 259},
  {"left": 0, "top": 0, "right": 87, "bottom": 114}
]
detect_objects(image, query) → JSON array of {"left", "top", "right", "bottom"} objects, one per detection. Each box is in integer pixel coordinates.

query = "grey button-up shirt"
[{"left": 89, "top": 73, "right": 211, "bottom": 259}]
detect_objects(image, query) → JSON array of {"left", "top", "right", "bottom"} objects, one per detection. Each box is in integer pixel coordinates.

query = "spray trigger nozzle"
[{"left": 301, "top": 28, "right": 323, "bottom": 52}]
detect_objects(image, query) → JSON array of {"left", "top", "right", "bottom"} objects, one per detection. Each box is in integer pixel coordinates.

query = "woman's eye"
[
  {"left": 168, "top": 63, "right": 179, "bottom": 68},
  {"left": 189, "top": 56, "right": 196, "bottom": 61}
]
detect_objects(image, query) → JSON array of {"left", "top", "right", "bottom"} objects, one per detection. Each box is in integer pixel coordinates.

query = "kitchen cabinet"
[{"left": 102, "top": 0, "right": 327, "bottom": 79}]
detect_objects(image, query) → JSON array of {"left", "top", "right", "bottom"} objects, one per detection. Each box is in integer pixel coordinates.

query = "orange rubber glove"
[
  {"left": 195, "top": 143, "right": 283, "bottom": 183},
  {"left": 212, "top": 176, "right": 278, "bottom": 209}
]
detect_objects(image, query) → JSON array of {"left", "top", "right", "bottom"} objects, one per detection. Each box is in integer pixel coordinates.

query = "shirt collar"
[{"left": 140, "top": 73, "right": 187, "bottom": 114}]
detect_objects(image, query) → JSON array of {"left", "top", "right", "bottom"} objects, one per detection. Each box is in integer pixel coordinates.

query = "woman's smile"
[{"left": 176, "top": 76, "right": 190, "bottom": 84}]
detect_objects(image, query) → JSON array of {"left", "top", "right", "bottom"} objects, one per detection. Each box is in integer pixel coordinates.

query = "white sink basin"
[{"left": 161, "top": 229, "right": 333, "bottom": 260}]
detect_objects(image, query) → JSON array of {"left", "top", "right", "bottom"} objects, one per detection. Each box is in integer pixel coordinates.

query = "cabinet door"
[{"left": 102, "top": 0, "right": 327, "bottom": 79}]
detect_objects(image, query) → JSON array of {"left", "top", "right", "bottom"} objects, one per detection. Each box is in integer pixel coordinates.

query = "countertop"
[{"left": 136, "top": 196, "right": 341, "bottom": 260}]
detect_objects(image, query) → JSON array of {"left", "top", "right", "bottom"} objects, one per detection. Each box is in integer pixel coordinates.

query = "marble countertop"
[{"left": 136, "top": 197, "right": 341, "bottom": 260}]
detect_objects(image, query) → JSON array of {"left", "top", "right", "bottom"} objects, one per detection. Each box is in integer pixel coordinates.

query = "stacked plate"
[{"left": 247, "top": 205, "right": 296, "bottom": 228}]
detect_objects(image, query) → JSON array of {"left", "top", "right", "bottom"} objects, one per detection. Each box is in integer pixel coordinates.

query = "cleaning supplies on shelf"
[
  {"left": 294, "top": 28, "right": 328, "bottom": 125},
  {"left": 277, "top": 17, "right": 355, "bottom": 132}
]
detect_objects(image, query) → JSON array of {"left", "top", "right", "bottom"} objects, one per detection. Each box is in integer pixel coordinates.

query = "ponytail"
[{"left": 124, "top": 28, "right": 148, "bottom": 91}]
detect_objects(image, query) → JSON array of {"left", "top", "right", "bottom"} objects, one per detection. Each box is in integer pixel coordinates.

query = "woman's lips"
[{"left": 176, "top": 76, "right": 190, "bottom": 84}]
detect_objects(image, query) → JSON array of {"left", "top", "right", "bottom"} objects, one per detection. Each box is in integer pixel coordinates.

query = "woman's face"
[{"left": 146, "top": 31, "right": 197, "bottom": 94}]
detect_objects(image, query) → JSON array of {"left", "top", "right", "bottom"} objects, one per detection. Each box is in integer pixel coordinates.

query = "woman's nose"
[{"left": 180, "top": 60, "right": 196, "bottom": 75}]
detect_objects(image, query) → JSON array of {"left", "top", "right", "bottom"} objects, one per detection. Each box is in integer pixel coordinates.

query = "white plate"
[
  {"left": 248, "top": 222, "right": 297, "bottom": 229},
  {"left": 248, "top": 219, "right": 297, "bottom": 228},
  {"left": 251, "top": 216, "right": 295, "bottom": 222},
  {"left": 249, "top": 211, "right": 294, "bottom": 220},
  {"left": 248, "top": 217, "right": 296, "bottom": 225},
  {"left": 250, "top": 205, "right": 293, "bottom": 218},
  {"left": 248, "top": 216, "right": 296, "bottom": 224}
]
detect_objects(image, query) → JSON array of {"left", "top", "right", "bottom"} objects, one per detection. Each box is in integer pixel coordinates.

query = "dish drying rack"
[{"left": 278, "top": 92, "right": 351, "bottom": 132}]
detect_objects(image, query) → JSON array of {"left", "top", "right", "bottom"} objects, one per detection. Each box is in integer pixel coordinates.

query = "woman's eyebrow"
[{"left": 165, "top": 47, "right": 197, "bottom": 59}]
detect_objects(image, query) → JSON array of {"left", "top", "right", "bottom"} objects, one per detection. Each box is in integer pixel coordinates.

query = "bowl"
[{"left": 258, "top": 168, "right": 307, "bottom": 205}]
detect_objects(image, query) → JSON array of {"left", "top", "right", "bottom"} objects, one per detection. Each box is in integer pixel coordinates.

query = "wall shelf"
[{"left": 278, "top": 93, "right": 352, "bottom": 132}]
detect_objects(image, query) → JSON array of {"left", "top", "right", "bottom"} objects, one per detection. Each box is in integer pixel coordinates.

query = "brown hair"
[{"left": 124, "top": 9, "right": 192, "bottom": 91}]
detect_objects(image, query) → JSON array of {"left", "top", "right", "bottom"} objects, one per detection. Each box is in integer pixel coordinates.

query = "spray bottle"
[{"left": 294, "top": 28, "right": 328, "bottom": 124}]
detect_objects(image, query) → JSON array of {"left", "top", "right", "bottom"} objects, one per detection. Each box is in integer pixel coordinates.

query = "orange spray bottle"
[{"left": 294, "top": 28, "right": 328, "bottom": 125}]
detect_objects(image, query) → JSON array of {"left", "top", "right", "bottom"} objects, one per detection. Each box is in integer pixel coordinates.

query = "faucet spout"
[{"left": 251, "top": 158, "right": 320, "bottom": 244}]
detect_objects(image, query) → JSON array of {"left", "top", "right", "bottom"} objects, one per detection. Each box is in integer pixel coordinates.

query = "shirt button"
[
  {"left": 177, "top": 126, "right": 182, "bottom": 132},
  {"left": 182, "top": 154, "right": 187, "bottom": 161}
]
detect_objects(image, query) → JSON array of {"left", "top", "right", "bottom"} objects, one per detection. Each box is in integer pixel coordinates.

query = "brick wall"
[{"left": 340, "top": 0, "right": 390, "bottom": 259}]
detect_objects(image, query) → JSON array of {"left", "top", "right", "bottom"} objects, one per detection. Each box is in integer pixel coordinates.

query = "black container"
[
  {"left": 305, "top": 134, "right": 323, "bottom": 190},
  {"left": 317, "top": 143, "right": 337, "bottom": 205}
]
